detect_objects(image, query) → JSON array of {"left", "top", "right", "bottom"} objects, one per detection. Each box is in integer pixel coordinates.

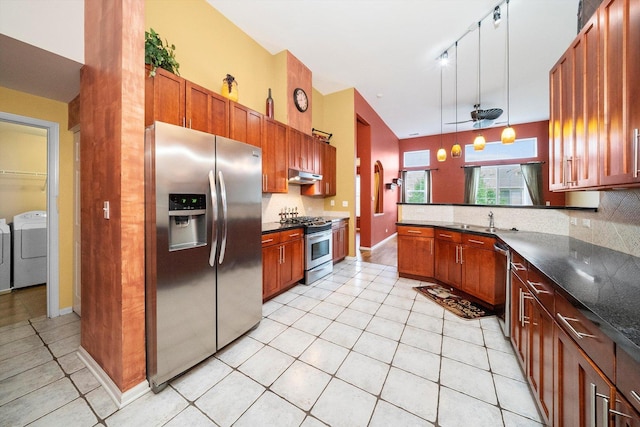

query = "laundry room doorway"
[{"left": 0, "top": 112, "right": 60, "bottom": 319}]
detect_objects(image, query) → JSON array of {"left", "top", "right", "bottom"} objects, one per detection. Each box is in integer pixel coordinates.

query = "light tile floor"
[{"left": 0, "top": 259, "right": 544, "bottom": 426}]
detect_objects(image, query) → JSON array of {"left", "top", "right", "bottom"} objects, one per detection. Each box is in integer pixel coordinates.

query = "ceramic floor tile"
[
  {"left": 323, "top": 292, "right": 355, "bottom": 307},
  {"left": 388, "top": 286, "right": 418, "bottom": 300},
  {"left": 344, "top": 277, "right": 373, "bottom": 289},
  {"left": 358, "top": 289, "right": 388, "bottom": 303},
  {"left": 106, "top": 386, "right": 187, "bottom": 427},
  {"left": 370, "top": 275, "right": 398, "bottom": 286},
  {"left": 70, "top": 366, "right": 101, "bottom": 394},
  {"left": 302, "top": 287, "right": 332, "bottom": 300},
  {"left": 494, "top": 373, "right": 543, "bottom": 423},
  {"left": 438, "top": 386, "right": 504, "bottom": 427},
  {"left": 411, "top": 299, "right": 445, "bottom": 319},
  {"left": 381, "top": 367, "right": 438, "bottom": 422},
  {"left": 502, "top": 409, "right": 545, "bottom": 427},
  {"left": 85, "top": 386, "right": 118, "bottom": 420},
  {"left": 335, "top": 283, "right": 364, "bottom": 297},
  {"left": 262, "top": 300, "right": 283, "bottom": 317},
  {"left": 369, "top": 399, "right": 433, "bottom": 427},
  {"left": 0, "top": 333, "right": 43, "bottom": 362},
  {"left": 38, "top": 320, "right": 80, "bottom": 344},
  {"left": 268, "top": 305, "right": 307, "bottom": 326},
  {"left": 353, "top": 331, "right": 398, "bottom": 364},
  {"left": 291, "top": 312, "right": 332, "bottom": 336},
  {"left": 348, "top": 297, "right": 382, "bottom": 315},
  {"left": 0, "top": 345, "right": 52, "bottom": 381},
  {"left": 392, "top": 343, "right": 441, "bottom": 383},
  {"left": 316, "top": 279, "right": 345, "bottom": 291},
  {"left": 311, "top": 378, "right": 377, "bottom": 427},
  {"left": 440, "top": 357, "right": 497, "bottom": 404},
  {"left": 444, "top": 310, "right": 481, "bottom": 327},
  {"left": 365, "top": 316, "right": 405, "bottom": 341},
  {"left": 0, "top": 377, "right": 78, "bottom": 426},
  {"left": 441, "top": 336, "right": 490, "bottom": 370},
  {"left": 0, "top": 360, "right": 63, "bottom": 406},
  {"left": 301, "top": 415, "right": 328, "bottom": 427},
  {"left": 299, "top": 338, "right": 349, "bottom": 375},
  {"left": 28, "top": 397, "right": 97, "bottom": 427},
  {"left": 47, "top": 333, "right": 80, "bottom": 358},
  {"left": 0, "top": 324, "right": 35, "bottom": 346},
  {"left": 272, "top": 292, "right": 299, "bottom": 305},
  {"left": 271, "top": 360, "right": 331, "bottom": 411},
  {"left": 484, "top": 328, "right": 515, "bottom": 354},
  {"left": 336, "top": 351, "right": 390, "bottom": 395},
  {"left": 164, "top": 406, "right": 216, "bottom": 427},
  {"left": 400, "top": 325, "right": 442, "bottom": 355},
  {"left": 335, "top": 307, "right": 373, "bottom": 330},
  {"left": 234, "top": 391, "right": 306, "bottom": 427},
  {"left": 376, "top": 304, "right": 411, "bottom": 324},
  {"left": 319, "top": 321, "right": 362, "bottom": 349},
  {"left": 56, "top": 351, "right": 86, "bottom": 374},
  {"left": 195, "top": 371, "right": 265, "bottom": 427},
  {"left": 385, "top": 293, "right": 415, "bottom": 309},
  {"left": 269, "top": 327, "right": 315, "bottom": 357},
  {"left": 488, "top": 347, "right": 526, "bottom": 382},
  {"left": 310, "top": 301, "right": 345, "bottom": 320},
  {"left": 170, "top": 357, "right": 232, "bottom": 402},
  {"left": 215, "top": 336, "right": 263, "bottom": 368},
  {"left": 287, "top": 294, "right": 321, "bottom": 311},
  {"left": 354, "top": 272, "right": 378, "bottom": 281},
  {"left": 480, "top": 316, "right": 503, "bottom": 332},
  {"left": 238, "top": 345, "right": 294, "bottom": 386},
  {"left": 443, "top": 320, "right": 485, "bottom": 346},
  {"left": 406, "top": 311, "right": 444, "bottom": 334},
  {"left": 247, "top": 317, "right": 288, "bottom": 344}
]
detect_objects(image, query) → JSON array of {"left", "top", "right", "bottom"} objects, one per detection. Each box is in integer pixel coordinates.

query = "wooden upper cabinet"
[
  {"left": 229, "top": 101, "right": 262, "bottom": 148},
  {"left": 599, "top": 0, "right": 640, "bottom": 186},
  {"left": 262, "top": 118, "right": 288, "bottom": 193},
  {"left": 549, "top": 57, "right": 565, "bottom": 190},
  {"left": 145, "top": 66, "right": 185, "bottom": 127},
  {"left": 324, "top": 144, "right": 337, "bottom": 197},
  {"left": 288, "top": 127, "right": 304, "bottom": 171},
  {"left": 185, "top": 81, "right": 212, "bottom": 133}
]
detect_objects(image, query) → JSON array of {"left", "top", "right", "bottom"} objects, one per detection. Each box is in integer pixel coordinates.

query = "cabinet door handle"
[
  {"left": 590, "top": 383, "right": 610, "bottom": 427},
  {"left": 527, "top": 281, "right": 552, "bottom": 295},
  {"left": 281, "top": 245, "right": 286, "bottom": 263},
  {"left": 557, "top": 313, "right": 597, "bottom": 339},
  {"left": 519, "top": 289, "right": 533, "bottom": 327},
  {"left": 634, "top": 128, "right": 639, "bottom": 178},
  {"left": 407, "top": 230, "right": 422, "bottom": 234},
  {"left": 459, "top": 245, "right": 463, "bottom": 264},
  {"left": 468, "top": 239, "right": 485, "bottom": 245},
  {"left": 439, "top": 233, "right": 452, "bottom": 238},
  {"left": 609, "top": 409, "right": 633, "bottom": 419},
  {"left": 288, "top": 233, "right": 300, "bottom": 238},
  {"left": 632, "top": 390, "right": 640, "bottom": 404},
  {"left": 430, "top": 239, "right": 433, "bottom": 255},
  {"left": 262, "top": 238, "right": 274, "bottom": 244},
  {"left": 455, "top": 245, "right": 459, "bottom": 264},
  {"left": 511, "top": 262, "right": 526, "bottom": 271}
]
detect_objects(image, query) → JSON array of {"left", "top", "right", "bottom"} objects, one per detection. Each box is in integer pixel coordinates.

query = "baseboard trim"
[
  {"left": 359, "top": 232, "right": 397, "bottom": 252},
  {"left": 77, "top": 346, "right": 150, "bottom": 408},
  {"left": 59, "top": 306, "right": 73, "bottom": 315}
]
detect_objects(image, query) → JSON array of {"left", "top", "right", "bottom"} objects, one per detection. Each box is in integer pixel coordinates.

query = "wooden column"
[{"left": 80, "top": 0, "right": 146, "bottom": 392}]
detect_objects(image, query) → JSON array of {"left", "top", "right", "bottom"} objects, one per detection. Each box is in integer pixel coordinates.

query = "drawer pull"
[
  {"left": 631, "top": 390, "right": 640, "bottom": 404},
  {"left": 407, "top": 230, "right": 422, "bottom": 234},
  {"left": 609, "top": 409, "right": 633, "bottom": 419},
  {"left": 527, "top": 281, "right": 552, "bottom": 295},
  {"left": 262, "top": 238, "right": 274, "bottom": 244},
  {"left": 511, "top": 262, "right": 526, "bottom": 271},
  {"left": 468, "top": 239, "right": 485, "bottom": 245},
  {"left": 557, "top": 313, "right": 597, "bottom": 340},
  {"left": 288, "top": 233, "right": 300, "bottom": 238},
  {"left": 439, "top": 233, "right": 452, "bottom": 238}
]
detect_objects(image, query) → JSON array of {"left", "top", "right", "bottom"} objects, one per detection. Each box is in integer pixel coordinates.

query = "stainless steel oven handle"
[
  {"left": 208, "top": 170, "right": 217, "bottom": 267},
  {"left": 218, "top": 171, "right": 228, "bottom": 264},
  {"left": 307, "top": 232, "right": 331, "bottom": 241}
]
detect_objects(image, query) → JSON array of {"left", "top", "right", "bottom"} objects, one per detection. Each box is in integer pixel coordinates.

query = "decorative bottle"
[{"left": 266, "top": 88, "right": 274, "bottom": 119}]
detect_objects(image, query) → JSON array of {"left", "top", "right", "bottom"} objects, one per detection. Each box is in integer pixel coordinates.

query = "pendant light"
[
  {"left": 501, "top": 0, "right": 516, "bottom": 144},
  {"left": 437, "top": 55, "right": 447, "bottom": 162},
  {"left": 451, "top": 41, "right": 462, "bottom": 158},
  {"left": 473, "top": 21, "right": 486, "bottom": 151}
]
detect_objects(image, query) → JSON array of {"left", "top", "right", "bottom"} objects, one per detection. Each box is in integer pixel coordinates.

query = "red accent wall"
[
  {"left": 355, "top": 90, "right": 400, "bottom": 248},
  {"left": 398, "top": 121, "right": 566, "bottom": 206}
]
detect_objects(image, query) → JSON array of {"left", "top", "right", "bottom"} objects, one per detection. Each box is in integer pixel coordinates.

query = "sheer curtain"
[
  {"left": 520, "top": 162, "right": 544, "bottom": 205},
  {"left": 463, "top": 166, "right": 480, "bottom": 204}
]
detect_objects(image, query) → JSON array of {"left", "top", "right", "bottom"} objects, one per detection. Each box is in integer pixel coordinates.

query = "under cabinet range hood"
[{"left": 288, "top": 169, "right": 322, "bottom": 184}]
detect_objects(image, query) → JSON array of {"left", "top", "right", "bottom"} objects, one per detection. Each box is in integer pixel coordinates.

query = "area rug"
[{"left": 414, "top": 284, "right": 495, "bottom": 320}]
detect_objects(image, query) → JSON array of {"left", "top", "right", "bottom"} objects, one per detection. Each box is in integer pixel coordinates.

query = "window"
[
  {"left": 403, "top": 150, "right": 430, "bottom": 168},
  {"left": 465, "top": 138, "right": 537, "bottom": 162},
  {"left": 474, "top": 164, "right": 532, "bottom": 205},
  {"left": 402, "top": 170, "right": 431, "bottom": 203}
]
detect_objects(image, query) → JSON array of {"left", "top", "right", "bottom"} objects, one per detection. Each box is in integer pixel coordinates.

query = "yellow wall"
[{"left": 0, "top": 86, "right": 74, "bottom": 309}]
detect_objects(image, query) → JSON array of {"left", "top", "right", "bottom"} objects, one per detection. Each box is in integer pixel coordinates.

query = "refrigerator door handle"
[
  {"left": 208, "top": 170, "right": 218, "bottom": 267},
  {"left": 218, "top": 170, "right": 228, "bottom": 264}
]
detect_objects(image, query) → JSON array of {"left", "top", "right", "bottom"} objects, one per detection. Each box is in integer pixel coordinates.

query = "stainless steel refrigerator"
[{"left": 145, "top": 121, "right": 262, "bottom": 392}]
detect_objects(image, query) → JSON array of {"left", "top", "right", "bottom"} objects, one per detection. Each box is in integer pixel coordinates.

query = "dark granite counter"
[
  {"left": 397, "top": 220, "right": 640, "bottom": 363},
  {"left": 261, "top": 222, "right": 304, "bottom": 234}
]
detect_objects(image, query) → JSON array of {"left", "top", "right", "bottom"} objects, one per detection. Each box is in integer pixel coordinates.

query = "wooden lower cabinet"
[
  {"left": 262, "top": 229, "right": 304, "bottom": 301},
  {"left": 460, "top": 234, "right": 505, "bottom": 306},
  {"left": 332, "top": 219, "right": 348, "bottom": 263},
  {"left": 611, "top": 394, "right": 640, "bottom": 427},
  {"left": 397, "top": 226, "right": 434, "bottom": 279},
  {"left": 434, "top": 230, "right": 462, "bottom": 287}
]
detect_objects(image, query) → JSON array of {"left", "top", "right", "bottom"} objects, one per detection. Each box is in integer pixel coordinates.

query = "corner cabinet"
[
  {"left": 262, "top": 229, "right": 304, "bottom": 301},
  {"left": 549, "top": 0, "right": 640, "bottom": 190},
  {"left": 397, "top": 226, "right": 434, "bottom": 279}
]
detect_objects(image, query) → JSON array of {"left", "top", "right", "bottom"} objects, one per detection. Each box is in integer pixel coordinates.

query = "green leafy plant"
[{"left": 145, "top": 28, "right": 180, "bottom": 77}]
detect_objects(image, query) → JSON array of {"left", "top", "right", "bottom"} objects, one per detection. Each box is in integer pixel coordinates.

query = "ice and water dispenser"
[{"left": 168, "top": 193, "right": 207, "bottom": 251}]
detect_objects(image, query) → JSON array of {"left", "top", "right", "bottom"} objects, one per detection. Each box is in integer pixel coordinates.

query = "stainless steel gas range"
[{"left": 281, "top": 216, "right": 334, "bottom": 284}]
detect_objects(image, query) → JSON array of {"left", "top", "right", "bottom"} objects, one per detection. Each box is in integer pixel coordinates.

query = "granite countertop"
[
  {"left": 397, "top": 220, "right": 640, "bottom": 362},
  {"left": 262, "top": 215, "right": 349, "bottom": 234}
]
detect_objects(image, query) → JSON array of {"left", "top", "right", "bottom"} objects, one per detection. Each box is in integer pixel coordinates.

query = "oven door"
[{"left": 306, "top": 229, "right": 333, "bottom": 270}]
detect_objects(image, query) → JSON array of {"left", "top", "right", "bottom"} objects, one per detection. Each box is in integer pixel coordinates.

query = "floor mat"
[{"left": 414, "top": 284, "right": 495, "bottom": 320}]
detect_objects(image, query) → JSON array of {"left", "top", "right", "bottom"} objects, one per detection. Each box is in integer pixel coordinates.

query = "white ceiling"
[{"left": 208, "top": 0, "right": 579, "bottom": 139}]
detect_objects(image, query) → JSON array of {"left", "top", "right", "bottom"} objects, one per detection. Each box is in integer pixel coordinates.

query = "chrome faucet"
[{"left": 488, "top": 211, "right": 495, "bottom": 229}]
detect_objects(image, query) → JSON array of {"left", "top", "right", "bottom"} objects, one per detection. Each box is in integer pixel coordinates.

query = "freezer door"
[
  {"left": 214, "top": 136, "right": 263, "bottom": 349},
  {"left": 145, "top": 122, "right": 217, "bottom": 390}
]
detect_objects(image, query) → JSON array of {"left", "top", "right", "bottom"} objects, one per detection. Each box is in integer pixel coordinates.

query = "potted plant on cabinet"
[{"left": 145, "top": 28, "right": 180, "bottom": 77}]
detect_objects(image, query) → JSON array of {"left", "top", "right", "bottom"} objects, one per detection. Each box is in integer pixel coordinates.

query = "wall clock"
[{"left": 293, "top": 88, "right": 308, "bottom": 112}]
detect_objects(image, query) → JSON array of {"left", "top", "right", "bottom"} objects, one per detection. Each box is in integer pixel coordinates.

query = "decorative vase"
[
  {"left": 221, "top": 74, "right": 238, "bottom": 102},
  {"left": 266, "top": 88, "right": 274, "bottom": 119}
]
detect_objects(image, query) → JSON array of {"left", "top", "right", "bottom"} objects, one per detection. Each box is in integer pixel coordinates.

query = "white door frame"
[{"left": 0, "top": 111, "right": 60, "bottom": 318}]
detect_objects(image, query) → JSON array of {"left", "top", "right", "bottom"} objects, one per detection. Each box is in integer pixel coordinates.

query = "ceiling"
[{"left": 208, "top": 0, "right": 579, "bottom": 139}]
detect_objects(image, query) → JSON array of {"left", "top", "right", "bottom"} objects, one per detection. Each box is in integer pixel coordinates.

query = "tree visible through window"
[
  {"left": 475, "top": 164, "right": 532, "bottom": 205},
  {"left": 402, "top": 170, "right": 431, "bottom": 203}
]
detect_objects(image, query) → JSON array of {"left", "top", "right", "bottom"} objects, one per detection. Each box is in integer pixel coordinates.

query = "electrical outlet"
[
  {"left": 330, "top": 200, "right": 335, "bottom": 206},
  {"left": 570, "top": 217, "right": 578, "bottom": 226},
  {"left": 342, "top": 201, "right": 348, "bottom": 207},
  {"left": 582, "top": 218, "right": 591, "bottom": 228}
]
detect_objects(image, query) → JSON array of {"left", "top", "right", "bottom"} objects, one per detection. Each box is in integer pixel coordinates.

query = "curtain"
[
  {"left": 424, "top": 170, "right": 432, "bottom": 203},
  {"left": 463, "top": 166, "right": 480, "bottom": 204},
  {"left": 520, "top": 162, "right": 544, "bottom": 205}
]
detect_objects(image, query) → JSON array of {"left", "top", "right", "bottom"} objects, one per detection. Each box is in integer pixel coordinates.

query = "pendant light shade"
[
  {"left": 502, "top": 0, "right": 516, "bottom": 144},
  {"left": 473, "top": 134, "right": 486, "bottom": 151},
  {"left": 451, "top": 144, "right": 462, "bottom": 158},
  {"left": 437, "top": 148, "right": 447, "bottom": 162},
  {"left": 501, "top": 126, "right": 516, "bottom": 144}
]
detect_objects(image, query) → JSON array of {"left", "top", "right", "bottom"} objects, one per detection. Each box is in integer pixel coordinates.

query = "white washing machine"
[
  {"left": 13, "top": 211, "right": 47, "bottom": 288},
  {"left": 0, "top": 219, "right": 10, "bottom": 292}
]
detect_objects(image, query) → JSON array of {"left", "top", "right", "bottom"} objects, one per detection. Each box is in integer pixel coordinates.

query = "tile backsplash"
[{"left": 261, "top": 187, "right": 325, "bottom": 223}]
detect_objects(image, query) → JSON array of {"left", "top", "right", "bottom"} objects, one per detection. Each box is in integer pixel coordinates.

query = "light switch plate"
[{"left": 342, "top": 201, "right": 348, "bottom": 207}]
